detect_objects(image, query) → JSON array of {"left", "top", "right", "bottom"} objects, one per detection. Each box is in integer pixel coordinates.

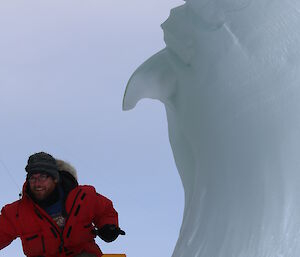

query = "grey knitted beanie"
[{"left": 25, "top": 152, "right": 59, "bottom": 181}]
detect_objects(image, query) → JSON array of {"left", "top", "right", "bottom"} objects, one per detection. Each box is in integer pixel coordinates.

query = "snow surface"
[{"left": 123, "top": 0, "right": 300, "bottom": 256}]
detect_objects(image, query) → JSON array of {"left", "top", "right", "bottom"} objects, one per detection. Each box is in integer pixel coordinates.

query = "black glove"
[{"left": 96, "top": 224, "right": 125, "bottom": 242}]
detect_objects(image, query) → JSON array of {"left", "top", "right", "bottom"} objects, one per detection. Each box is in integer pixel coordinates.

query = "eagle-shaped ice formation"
[{"left": 123, "top": 0, "right": 300, "bottom": 256}]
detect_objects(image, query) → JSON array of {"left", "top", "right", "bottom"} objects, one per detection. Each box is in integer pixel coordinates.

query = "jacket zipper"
[
  {"left": 34, "top": 207, "right": 64, "bottom": 252},
  {"left": 30, "top": 189, "right": 82, "bottom": 254},
  {"left": 41, "top": 235, "right": 46, "bottom": 253},
  {"left": 60, "top": 189, "right": 82, "bottom": 245}
]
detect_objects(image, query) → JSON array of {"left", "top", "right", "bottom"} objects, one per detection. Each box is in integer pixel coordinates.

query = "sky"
[{"left": 0, "top": 0, "right": 184, "bottom": 256}]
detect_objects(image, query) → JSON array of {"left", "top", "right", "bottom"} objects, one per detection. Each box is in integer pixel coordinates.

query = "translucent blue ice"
[{"left": 123, "top": 0, "right": 300, "bottom": 256}]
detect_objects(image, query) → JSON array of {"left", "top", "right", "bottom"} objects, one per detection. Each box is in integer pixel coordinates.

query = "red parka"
[{"left": 0, "top": 160, "right": 119, "bottom": 257}]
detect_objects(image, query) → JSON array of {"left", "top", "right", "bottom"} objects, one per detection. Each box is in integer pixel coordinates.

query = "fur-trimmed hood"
[
  {"left": 56, "top": 159, "right": 78, "bottom": 181},
  {"left": 55, "top": 159, "right": 79, "bottom": 195}
]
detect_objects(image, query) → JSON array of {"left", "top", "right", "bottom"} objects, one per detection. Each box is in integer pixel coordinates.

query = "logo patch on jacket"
[{"left": 52, "top": 214, "right": 65, "bottom": 228}]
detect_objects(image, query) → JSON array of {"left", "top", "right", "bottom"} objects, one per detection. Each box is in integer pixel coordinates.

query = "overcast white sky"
[{"left": 0, "top": 0, "right": 184, "bottom": 256}]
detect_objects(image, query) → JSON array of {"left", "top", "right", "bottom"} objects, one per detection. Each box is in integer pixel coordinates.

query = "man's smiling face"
[{"left": 28, "top": 173, "right": 57, "bottom": 201}]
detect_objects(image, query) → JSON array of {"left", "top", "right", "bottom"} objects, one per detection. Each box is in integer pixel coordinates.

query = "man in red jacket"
[{"left": 0, "top": 152, "right": 125, "bottom": 257}]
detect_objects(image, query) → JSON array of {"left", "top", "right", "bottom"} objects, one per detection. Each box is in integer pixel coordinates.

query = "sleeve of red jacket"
[
  {"left": 93, "top": 191, "right": 119, "bottom": 229},
  {"left": 0, "top": 205, "right": 18, "bottom": 250}
]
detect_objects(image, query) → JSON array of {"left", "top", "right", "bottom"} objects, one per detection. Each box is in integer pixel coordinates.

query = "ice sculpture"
[{"left": 123, "top": 0, "right": 300, "bottom": 256}]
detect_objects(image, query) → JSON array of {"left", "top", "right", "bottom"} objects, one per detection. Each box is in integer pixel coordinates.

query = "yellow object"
[{"left": 102, "top": 255, "right": 126, "bottom": 257}]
